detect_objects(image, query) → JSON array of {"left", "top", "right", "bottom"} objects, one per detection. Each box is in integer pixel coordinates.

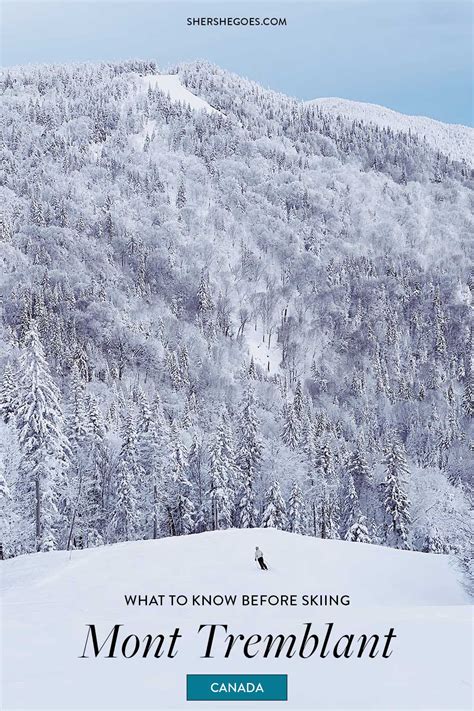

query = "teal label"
[{"left": 186, "top": 674, "right": 288, "bottom": 701}]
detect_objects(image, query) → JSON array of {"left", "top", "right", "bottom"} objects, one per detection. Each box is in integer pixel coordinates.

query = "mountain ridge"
[{"left": 307, "top": 95, "right": 473, "bottom": 164}]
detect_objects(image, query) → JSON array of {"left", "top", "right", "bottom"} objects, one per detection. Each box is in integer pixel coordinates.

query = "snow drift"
[{"left": 1, "top": 529, "right": 471, "bottom": 710}]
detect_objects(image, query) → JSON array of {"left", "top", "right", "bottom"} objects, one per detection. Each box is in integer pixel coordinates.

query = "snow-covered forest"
[{"left": 0, "top": 60, "right": 472, "bottom": 562}]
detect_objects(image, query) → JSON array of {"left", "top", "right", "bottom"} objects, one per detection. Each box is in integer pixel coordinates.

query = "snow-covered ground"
[
  {"left": 1, "top": 529, "right": 471, "bottom": 710},
  {"left": 142, "top": 74, "right": 222, "bottom": 115},
  {"left": 308, "top": 97, "right": 474, "bottom": 164},
  {"left": 246, "top": 324, "right": 281, "bottom": 375}
]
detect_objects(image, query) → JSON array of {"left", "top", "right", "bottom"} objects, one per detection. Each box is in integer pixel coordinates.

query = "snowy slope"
[
  {"left": 246, "top": 325, "right": 281, "bottom": 375},
  {"left": 142, "top": 74, "right": 222, "bottom": 115},
  {"left": 308, "top": 97, "right": 474, "bottom": 164},
  {"left": 1, "top": 529, "right": 471, "bottom": 710}
]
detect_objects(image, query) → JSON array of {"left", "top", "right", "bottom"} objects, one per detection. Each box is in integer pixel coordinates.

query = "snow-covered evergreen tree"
[
  {"left": 317, "top": 439, "right": 340, "bottom": 540},
  {"left": 176, "top": 180, "right": 186, "bottom": 208},
  {"left": 197, "top": 270, "right": 213, "bottom": 318},
  {"left": 238, "top": 385, "right": 262, "bottom": 528},
  {"left": 383, "top": 440, "right": 411, "bottom": 549},
  {"left": 288, "top": 480, "right": 306, "bottom": 534},
  {"left": 293, "top": 380, "right": 304, "bottom": 418},
  {"left": 208, "top": 420, "right": 233, "bottom": 530},
  {"left": 68, "top": 364, "right": 88, "bottom": 447},
  {"left": 15, "top": 323, "right": 70, "bottom": 551},
  {"left": 343, "top": 473, "right": 361, "bottom": 538},
  {"left": 0, "top": 464, "right": 10, "bottom": 501},
  {"left": 0, "top": 458, "right": 12, "bottom": 543},
  {"left": 462, "top": 360, "right": 473, "bottom": 417},
  {"left": 138, "top": 395, "right": 167, "bottom": 538},
  {"left": 345, "top": 515, "right": 372, "bottom": 544},
  {"left": 346, "top": 448, "right": 373, "bottom": 517},
  {"left": 262, "top": 480, "right": 288, "bottom": 530},
  {"left": 281, "top": 402, "right": 300, "bottom": 449},
  {"left": 164, "top": 423, "right": 195, "bottom": 536},
  {"left": 303, "top": 418, "right": 320, "bottom": 536},
  {"left": 0, "top": 362, "right": 17, "bottom": 424},
  {"left": 422, "top": 527, "right": 446, "bottom": 553},
  {"left": 110, "top": 412, "right": 141, "bottom": 541}
]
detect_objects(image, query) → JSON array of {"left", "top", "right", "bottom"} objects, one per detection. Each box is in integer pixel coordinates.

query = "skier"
[{"left": 255, "top": 546, "right": 268, "bottom": 570}]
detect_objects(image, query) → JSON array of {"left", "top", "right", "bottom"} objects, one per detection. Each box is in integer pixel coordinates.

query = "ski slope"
[
  {"left": 246, "top": 325, "right": 281, "bottom": 375},
  {"left": 308, "top": 97, "right": 474, "bottom": 164},
  {"left": 1, "top": 529, "right": 472, "bottom": 710},
  {"left": 142, "top": 74, "right": 222, "bottom": 115}
]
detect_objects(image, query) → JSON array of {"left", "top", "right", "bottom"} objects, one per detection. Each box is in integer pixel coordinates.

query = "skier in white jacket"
[{"left": 255, "top": 546, "right": 268, "bottom": 570}]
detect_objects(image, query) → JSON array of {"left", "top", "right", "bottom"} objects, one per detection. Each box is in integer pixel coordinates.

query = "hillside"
[
  {"left": 308, "top": 97, "right": 474, "bottom": 164},
  {"left": 0, "top": 60, "right": 472, "bottom": 564},
  {"left": 1, "top": 529, "right": 471, "bottom": 709}
]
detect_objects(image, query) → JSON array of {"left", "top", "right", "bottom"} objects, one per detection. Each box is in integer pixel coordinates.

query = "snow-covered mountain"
[
  {"left": 0, "top": 60, "right": 472, "bottom": 568},
  {"left": 307, "top": 97, "right": 473, "bottom": 164},
  {"left": 1, "top": 529, "right": 471, "bottom": 709}
]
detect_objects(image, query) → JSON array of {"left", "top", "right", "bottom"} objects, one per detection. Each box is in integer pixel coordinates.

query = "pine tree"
[
  {"left": 0, "top": 362, "right": 17, "bottom": 424},
  {"left": 343, "top": 473, "right": 361, "bottom": 537},
  {"left": 16, "top": 323, "right": 70, "bottom": 551},
  {"left": 239, "top": 477, "right": 258, "bottom": 529},
  {"left": 77, "top": 395, "right": 108, "bottom": 546},
  {"left": 288, "top": 480, "right": 306, "bottom": 534},
  {"left": 262, "top": 480, "right": 288, "bottom": 530},
  {"left": 293, "top": 379, "right": 303, "bottom": 417},
  {"left": 209, "top": 407, "right": 237, "bottom": 528},
  {"left": 238, "top": 386, "right": 262, "bottom": 528},
  {"left": 31, "top": 195, "right": 45, "bottom": 226},
  {"left": 182, "top": 390, "right": 197, "bottom": 429},
  {"left": 0, "top": 455, "right": 16, "bottom": 558},
  {"left": 164, "top": 424, "right": 195, "bottom": 535},
  {"left": 86, "top": 395, "right": 106, "bottom": 442},
  {"left": 198, "top": 270, "right": 213, "bottom": 315},
  {"left": 176, "top": 180, "right": 186, "bottom": 208},
  {"left": 166, "top": 349, "right": 182, "bottom": 390},
  {"left": 135, "top": 387, "right": 151, "bottom": 429},
  {"left": 0, "top": 464, "right": 10, "bottom": 501},
  {"left": 433, "top": 287, "right": 447, "bottom": 356},
  {"left": 303, "top": 418, "right": 320, "bottom": 536},
  {"left": 346, "top": 449, "right": 372, "bottom": 516},
  {"left": 281, "top": 402, "right": 300, "bottom": 449},
  {"left": 462, "top": 361, "right": 473, "bottom": 417},
  {"left": 208, "top": 423, "right": 233, "bottom": 530},
  {"left": 68, "top": 364, "right": 88, "bottom": 448},
  {"left": 110, "top": 412, "right": 141, "bottom": 541},
  {"left": 187, "top": 433, "right": 204, "bottom": 515},
  {"left": 317, "top": 439, "right": 340, "bottom": 539},
  {"left": 179, "top": 345, "right": 190, "bottom": 387},
  {"left": 345, "top": 515, "right": 372, "bottom": 543},
  {"left": 248, "top": 356, "right": 257, "bottom": 380},
  {"left": 138, "top": 396, "right": 166, "bottom": 539},
  {"left": 382, "top": 440, "right": 411, "bottom": 549},
  {"left": 423, "top": 527, "right": 445, "bottom": 553},
  {"left": 145, "top": 419, "right": 165, "bottom": 538}
]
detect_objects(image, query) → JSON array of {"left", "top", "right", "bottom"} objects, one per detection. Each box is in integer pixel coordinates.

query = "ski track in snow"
[{"left": 307, "top": 97, "right": 474, "bottom": 164}]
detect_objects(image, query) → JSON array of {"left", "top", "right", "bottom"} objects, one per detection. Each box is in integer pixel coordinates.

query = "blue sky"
[{"left": 2, "top": 1, "right": 472, "bottom": 125}]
